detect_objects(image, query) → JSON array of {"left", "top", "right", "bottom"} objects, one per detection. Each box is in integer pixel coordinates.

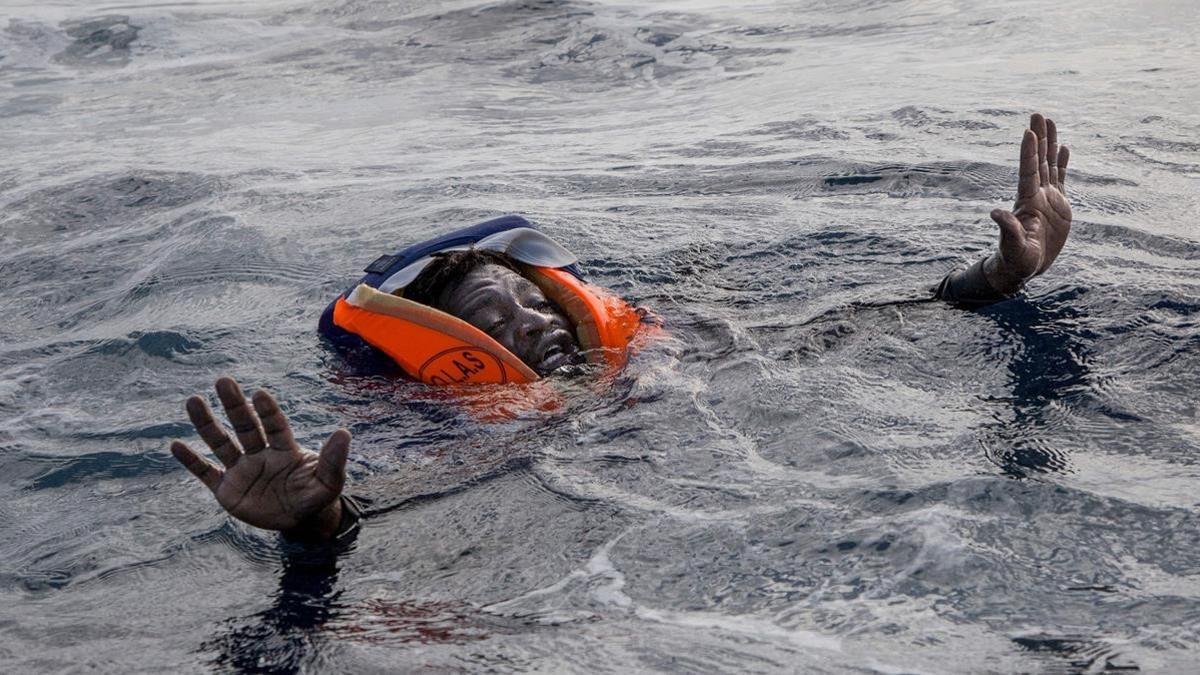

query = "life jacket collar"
[{"left": 377, "top": 227, "right": 578, "bottom": 294}]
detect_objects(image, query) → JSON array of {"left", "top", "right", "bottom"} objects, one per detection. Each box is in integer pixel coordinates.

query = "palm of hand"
[
  {"left": 215, "top": 444, "right": 334, "bottom": 531},
  {"left": 990, "top": 114, "right": 1072, "bottom": 287},
  {"left": 1007, "top": 185, "right": 1072, "bottom": 277}
]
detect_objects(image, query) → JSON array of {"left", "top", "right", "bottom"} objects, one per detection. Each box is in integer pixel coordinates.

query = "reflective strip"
[{"left": 334, "top": 285, "right": 538, "bottom": 385}]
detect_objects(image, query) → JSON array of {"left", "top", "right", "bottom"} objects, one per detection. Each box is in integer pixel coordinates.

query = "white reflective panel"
[
  {"left": 377, "top": 250, "right": 458, "bottom": 294},
  {"left": 475, "top": 227, "right": 578, "bottom": 269},
  {"left": 376, "top": 228, "right": 577, "bottom": 293}
]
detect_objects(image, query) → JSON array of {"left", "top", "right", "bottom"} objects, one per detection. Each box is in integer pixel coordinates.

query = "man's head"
[{"left": 404, "top": 250, "right": 581, "bottom": 376}]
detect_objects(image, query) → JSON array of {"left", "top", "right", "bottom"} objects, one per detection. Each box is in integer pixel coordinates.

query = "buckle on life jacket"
[{"left": 364, "top": 253, "right": 403, "bottom": 275}]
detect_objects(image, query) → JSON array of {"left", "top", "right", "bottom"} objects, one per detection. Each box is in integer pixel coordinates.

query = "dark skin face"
[{"left": 438, "top": 263, "right": 581, "bottom": 376}]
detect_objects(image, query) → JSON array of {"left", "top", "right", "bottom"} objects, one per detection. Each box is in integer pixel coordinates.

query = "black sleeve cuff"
[
  {"left": 281, "top": 494, "right": 366, "bottom": 550},
  {"left": 934, "top": 257, "right": 1018, "bottom": 308}
]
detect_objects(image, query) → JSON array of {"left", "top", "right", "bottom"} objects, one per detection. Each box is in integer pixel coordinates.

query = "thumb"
[
  {"left": 991, "top": 208, "right": 1025, "bottom": 258},
  {"left": 316, "top": 428, "right": 351, "bottom": 495}
]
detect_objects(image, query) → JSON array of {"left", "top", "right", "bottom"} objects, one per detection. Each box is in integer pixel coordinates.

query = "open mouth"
[
  {"left": 537, "top": 343, "right": 569, "bottom": 374},
  {"left": 534, "top": 333, "right": 581, "bottom": 375}
]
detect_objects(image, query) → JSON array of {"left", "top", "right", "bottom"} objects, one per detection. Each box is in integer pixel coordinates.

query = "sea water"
[{"left": 1, "top": 0, "right": 1198, "bottom": 671}]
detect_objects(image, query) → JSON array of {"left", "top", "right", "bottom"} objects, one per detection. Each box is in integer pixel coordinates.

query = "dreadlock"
[{"left": 401, "top": 249, "right": 522, "bottom": 311}]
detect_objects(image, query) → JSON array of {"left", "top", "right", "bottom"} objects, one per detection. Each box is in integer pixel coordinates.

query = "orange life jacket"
[{"left": 331, "top": 265, "right": 645, "bottom": 385}]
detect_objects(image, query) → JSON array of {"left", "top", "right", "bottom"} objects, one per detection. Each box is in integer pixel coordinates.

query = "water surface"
[{"left": 2, "top": 0, "right": 1199, "bottom": 671}]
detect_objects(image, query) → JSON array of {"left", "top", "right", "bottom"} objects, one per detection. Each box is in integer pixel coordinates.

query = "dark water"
[{"left": 2, "top": 0, "right": 1199, "bottom": 671}]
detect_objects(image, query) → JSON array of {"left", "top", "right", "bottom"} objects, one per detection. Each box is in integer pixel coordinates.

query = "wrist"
[
  {"left": 284, "top": 499, "right": 343, "bottom": 542},
  {"left": 982, "top": 253, "right": 1031, "bottom": 296}
]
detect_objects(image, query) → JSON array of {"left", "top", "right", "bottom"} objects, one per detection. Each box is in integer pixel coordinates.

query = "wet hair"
[{"left": 402, "top": 249, "right": 522, "bottom": 311}]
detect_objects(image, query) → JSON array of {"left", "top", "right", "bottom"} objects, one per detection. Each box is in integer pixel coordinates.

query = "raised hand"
[
  {"left": 984, "top": 113, "right": 1073, "bottom": 293},
  {"left": 170, "top": 377, "right": 351, "bottom": 539}
]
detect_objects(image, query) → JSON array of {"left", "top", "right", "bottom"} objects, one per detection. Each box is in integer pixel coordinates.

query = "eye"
[
  {"left": 487, "top": 317, "right": 507, "bottom": 333},
  {"left": 535, "top": 300, "right": 554, "bottom": 311}
]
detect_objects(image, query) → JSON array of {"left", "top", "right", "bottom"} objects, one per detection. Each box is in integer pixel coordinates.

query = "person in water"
[
  {"left": 386, "top": 248, "right": 587, "bottom": 377},
  {"left": 169, "top": 113, "right": 1073, "bottom": 544}
]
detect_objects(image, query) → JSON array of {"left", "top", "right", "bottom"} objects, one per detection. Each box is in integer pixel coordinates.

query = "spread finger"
[
  {"left": 186, "top": 395, "right": 241, "bottom": 467},
  {"left": 215, "top": 377, "right": 267, "bottom": 454},
  {"left": 252, "top": 389, "right": 296, "bottom": 451},
  {"left": 170, "top": 440, "right": 223, "bottom": 493},
  {"left": 316, "top": 429, "right": 351, "bottom": 495},
  {"left": 1031, "top": 113, "right": 1049, "bottom": 187},
  {"left": 1045, "top": 118, "right": 1059, "bottom": 185},
  {"left": 1017, "top": 129, "right": 1039, "bottom": 200},
  {"left": 1057, "top": 145, "right": 1070, "bottom": 190}
]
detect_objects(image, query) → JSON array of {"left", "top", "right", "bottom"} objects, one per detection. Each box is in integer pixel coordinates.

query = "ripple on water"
[
  {"left": 3, "top": 172, "right": 219, "bottom": 238},
  {"left": 1, "top": 0, "right": 1199, "bottom": 671},
  {"left": 55, "top": 15, "right": 140, "bottom": 67},
  {"left": 24, "top": 449, "right": 181, "bottom": 490}
]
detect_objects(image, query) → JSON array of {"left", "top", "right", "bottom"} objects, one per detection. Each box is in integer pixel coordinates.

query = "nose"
[{"left": 515, "top": 306, "right": 552, "bottom": 341}]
